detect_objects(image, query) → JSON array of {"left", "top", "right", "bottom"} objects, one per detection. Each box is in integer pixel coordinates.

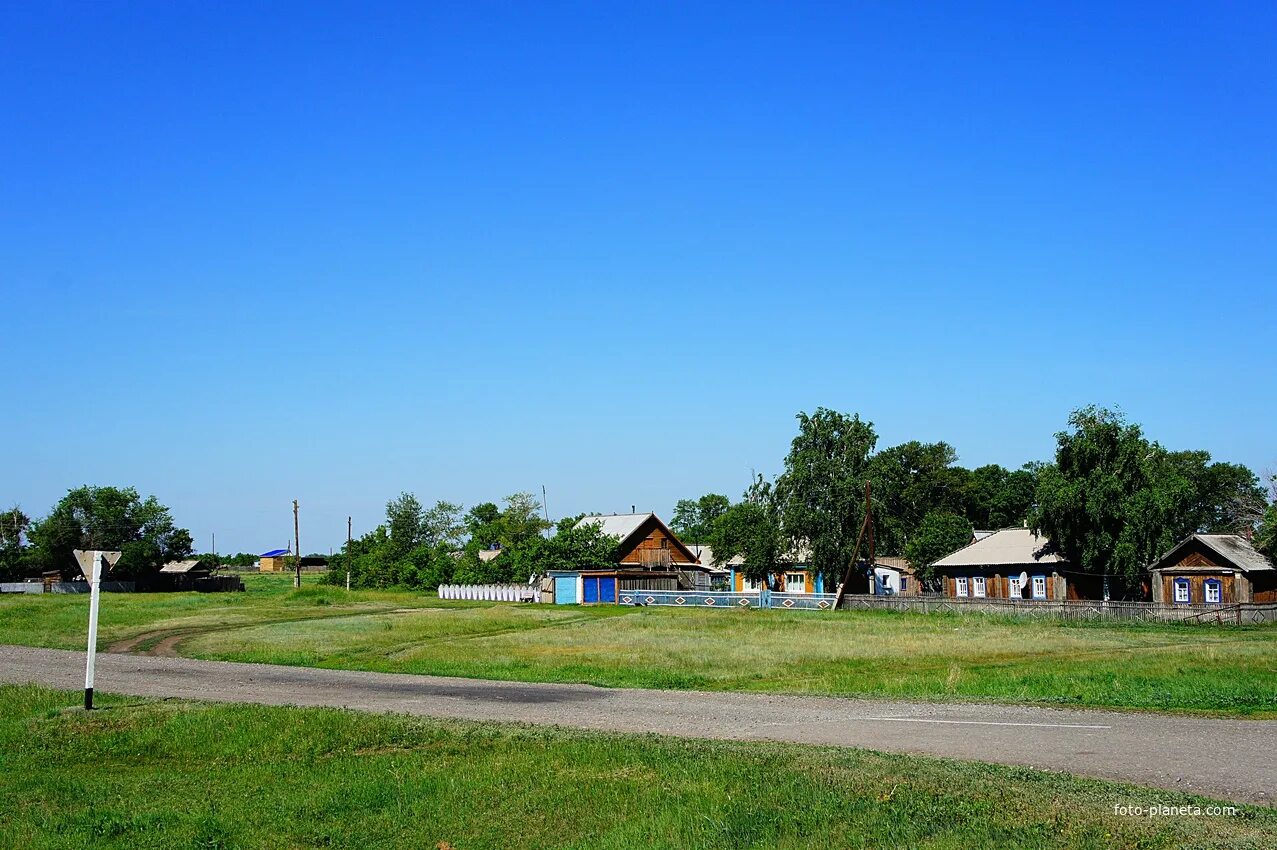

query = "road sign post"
[{"left": 74, "top": 549, "right": 122, "bottom": 710}]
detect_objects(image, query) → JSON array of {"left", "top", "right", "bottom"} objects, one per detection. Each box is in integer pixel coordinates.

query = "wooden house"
[
  {"left": 553, "top": 513, "right": 704, "bottom": 603},
  {"left": 932, "top": 527, "right": 1077, "bottom": 600},
  {"left": 1148, "top": 534, "right": 1276, "bottom": 605}
]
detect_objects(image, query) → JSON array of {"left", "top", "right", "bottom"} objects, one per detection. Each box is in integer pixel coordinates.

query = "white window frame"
[
  {"left": 1204, "top": 580, "right": 1221, "bottom": 603},
  {"left": 1031, "top": 575, "right": 1047, "bottom": 600},
  {"left": 1007, "top": 577, "right": 1021, "bottom": 598},
  {"left": 972, "top": 576, "right": 987, "bottom": 598},
  {"left": 1173, "top": 578, "right": 1190, "bottom": 604},
  {"left": 955, "top": 577, "right": 969, "bottom": 597},
  {"left": 785, "top": 572, "right": 806, "bottom": 592}
]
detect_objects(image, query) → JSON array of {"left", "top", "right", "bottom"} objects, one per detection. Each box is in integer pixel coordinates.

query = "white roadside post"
[{"left": 73, "top": 549, "right": 122, "bottom": 710}]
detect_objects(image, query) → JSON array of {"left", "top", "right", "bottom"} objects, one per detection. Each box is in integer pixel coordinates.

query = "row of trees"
[
  {"left": 1, "top": 486, "right": 194, "bottom": 581},
  {"left": 672, "top": 407, "right": 1274, "bottom": 598},
  {"left": 325, "top": 492, "right": 620, "bottom": 589}
]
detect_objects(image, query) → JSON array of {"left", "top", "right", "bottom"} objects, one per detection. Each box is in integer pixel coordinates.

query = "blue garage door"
[
  {"left": 582, "top": 576, "right": 616, "bottom": 604},
  {"left": 554, "top": 576, "right": 578, "bottom": 605}
]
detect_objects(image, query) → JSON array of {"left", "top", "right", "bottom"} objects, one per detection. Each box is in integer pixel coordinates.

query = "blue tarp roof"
[{"left": 260, "top": 549, "right": 290, "bottom": 558}]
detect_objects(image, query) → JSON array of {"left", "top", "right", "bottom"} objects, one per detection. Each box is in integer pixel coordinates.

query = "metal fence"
[
  {"left": 0, "top": 581, "right": 136, "bottom": 595},
  {"left": 437, "top": 583, "right": 544, "bottom": 603},
  {"left": 617, "top": 589, "right": 841, "bottom": 610}
]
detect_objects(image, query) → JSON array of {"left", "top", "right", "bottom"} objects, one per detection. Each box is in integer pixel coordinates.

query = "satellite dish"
[{"left": 1018, "top": 571, "right": 1029, "bottom": 598}]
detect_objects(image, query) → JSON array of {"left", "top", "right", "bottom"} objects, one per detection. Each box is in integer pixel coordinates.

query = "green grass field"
[
  {"left": 1, "top": 684, "right": 1272, "bottom": 850},
  {"left": 2, "top": 574, "right": 1275, "bottom": 716}
]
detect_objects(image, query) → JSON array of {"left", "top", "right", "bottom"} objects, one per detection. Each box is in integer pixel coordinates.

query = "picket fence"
[{"left": 437, "top": 583, "right": 543, "bottom": 603}]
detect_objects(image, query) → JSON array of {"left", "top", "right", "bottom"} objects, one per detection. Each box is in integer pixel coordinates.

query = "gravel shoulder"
[{"left": 2, "top": 643, "right": 1272, "bottom": 806}]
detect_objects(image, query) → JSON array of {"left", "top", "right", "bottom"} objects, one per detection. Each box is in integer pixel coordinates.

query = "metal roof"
[
  {"left": 260, "top": 549, "right": 290, "bottom": 558},
  {"left": 576, "top": 513, "right": 654, "bottom": 542},
  {"left": 1150, "top": 534, "right": 1274, "bottom": 573},
  {"left": 159, "top": 559, "right": 205, "bottom": 574},
  {"left": 932, "top": 527, "right": 1065, "bottom": 569}
]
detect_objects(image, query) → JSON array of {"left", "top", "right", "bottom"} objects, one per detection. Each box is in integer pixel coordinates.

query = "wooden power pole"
[
  {"left": 293, "top": 499, "right": 301, "bottom": 589},
  {"left": 346, "top": 515, "right": 352, "bottom": 592}
]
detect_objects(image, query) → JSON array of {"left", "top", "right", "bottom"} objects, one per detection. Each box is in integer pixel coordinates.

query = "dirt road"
[{"left": 2, "top": 644, "right": 1272, "bottom": 806}]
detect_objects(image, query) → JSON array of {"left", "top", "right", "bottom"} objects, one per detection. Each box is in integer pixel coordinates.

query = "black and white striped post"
[{"left": 73, "top": 549, "right": 122, "bottom": 710}]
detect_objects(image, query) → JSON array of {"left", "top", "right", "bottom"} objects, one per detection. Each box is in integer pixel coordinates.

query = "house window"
[
  {"left": 1173, "top": 578, "right": 1190, "bottom": 604},
  {"left": 1031, "top": 575, "right": 1047, "bottom": 599},
  {"left": 1204, "top": 579, "right": 1221, "bottom": 604},
  {"left": 900, "top": 576, "right": 908, "bottom": 592},
  {"left": 785, "top": 572, "right": 806, "bottom": 592},
  {"left": 972, "top": 576, "right": 987, "bottom": 598},
  {"left": 1008, "top": 577, "right": 1021, "bottom": 598},
  {"left": 955, "top": 577, "right": 969, "bottom": 597}
]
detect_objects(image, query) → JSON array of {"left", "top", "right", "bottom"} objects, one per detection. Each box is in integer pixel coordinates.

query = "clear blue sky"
[{"left": 4, "top": 2, "right": 1274, "bottom": 554}]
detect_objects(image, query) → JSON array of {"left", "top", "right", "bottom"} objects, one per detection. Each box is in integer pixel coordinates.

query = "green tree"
[
  {"left": 670, "top": 493, "right": 731, "bottom": 542},
  {"left": 1031, "top": 407, "right": 1260, "bottom": 597},
  {"left": 27, "top": 486, "right": 193, "bottom": 579},
  {"left": 867, "top": 440, "right": 966, "bottom": 553},
  {"left": 0, "top": 506, "right": 32, "bottom": 581},
  {"left": 1253, "top": 475, "right": 1277, "bottom": 561},
  {"left": 708, "top": 477, "right": 786, "bottom": 589},
  {"left": 775, "top": 408, "right": 877, "bottom": 588},
  {"left": 504, "top": 515, "right": 619, "bottom": 580},
  {"left": 904, "top": 511, "right": 974, "bottom": 584},
  {"left": 963, "top": 463, "right": 1041, "bottom": 529}
]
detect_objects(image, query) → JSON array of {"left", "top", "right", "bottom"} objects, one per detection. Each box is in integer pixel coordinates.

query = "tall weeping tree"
[
  {"left": 1031, "top": 406, "right": 1262, "bottom": 597},
  {"left": 774, "top": 408, "right": 878, "bottom": 589}
]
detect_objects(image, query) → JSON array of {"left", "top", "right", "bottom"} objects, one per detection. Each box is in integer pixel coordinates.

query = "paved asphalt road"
[{"left": 2, "top": 644, "right": 1273, "bottom": 806}]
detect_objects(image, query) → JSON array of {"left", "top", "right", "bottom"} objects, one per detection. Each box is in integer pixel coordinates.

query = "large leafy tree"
[
  {"left": 707, "top": 477, "right": 786, "bottom": 589},
  {"left": 867, "top": 440, "right": 966, "bottom": 553},
  {"left": 1251, "top": 474, "right": 1277, "bottom": 561},
  {"left": 670, "top": 493, "right": 731, "bottom": 543},
  {"left": 775, "top": 408, "right": 877, "bottom": 588},
  {"left": 27, "top": 486, "right": 193, "bottom": 579},
  {"left": 904, "top": 511, "right": 973, "bottom": 584},
  {"left": 456, "top": 493, "right": 551, "bottom": 583},
  {"left": 963, "top": 464, "right": 1041, "bottom": 530}
]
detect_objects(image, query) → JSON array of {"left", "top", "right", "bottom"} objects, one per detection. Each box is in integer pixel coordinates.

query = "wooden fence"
[{"left": 838, "top": 594, "right": 1277, "bottom": 625}]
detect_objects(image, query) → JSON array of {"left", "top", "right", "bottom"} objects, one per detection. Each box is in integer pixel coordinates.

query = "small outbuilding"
[
  {"left": 258, "top": 548, "right": 292, "bottom": 572},
  {"left": 1147, "top": 534, "right": 1276, "bottom": 605}
]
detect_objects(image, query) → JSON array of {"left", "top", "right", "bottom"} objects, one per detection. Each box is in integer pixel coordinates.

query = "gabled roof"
[
  {"left": 1149, "top": 534, "right": 1275, "bottom": 574},
  {"left": 932, "top": 527, "right": 1065, "bottom": 569},
  {"left": 875, "top": 556, "right": 915, "bottom": 574},
  {"left": 575, "top": 513, "right": 701, "bottom": 565},
  {"left": 260, "top": 548, "right": 290, "bottom": 558},
  {"left": 159, "top": 559, "right": 206, "bottom": 574}
]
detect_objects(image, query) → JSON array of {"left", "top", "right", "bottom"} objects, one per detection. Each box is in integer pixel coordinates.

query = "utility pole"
[
  {"left": 293, "top": 499, "right": 301, "bottom": 589},
  {"left": 346, "top": 515, "right": 352, "bottom": 592},
  {"left": 212, "top": 532, "right": 216, "bottom": 558},
  {"left": 541, "top": 485, "right": 550, "bottom": 525}
]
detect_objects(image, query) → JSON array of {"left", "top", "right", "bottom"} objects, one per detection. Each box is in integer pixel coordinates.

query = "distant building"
[
  {"left": 257, "top": 548, "right": 292, "bottom": 572},
  {"left": 870, "top": 556, "right": 920, "bottom": 596},
  {"left": 1148, "top": 534, "right": 1276, "bottom": 605}
]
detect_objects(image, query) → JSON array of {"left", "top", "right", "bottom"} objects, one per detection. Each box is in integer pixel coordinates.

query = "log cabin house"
[
  {"left": 1147, "top": 533, "right": 1276, "bottom": 605},
  {"left": 931, "top": 527, "right": 1077, "bottom": 600},
  {"left": 552, "top": 513, "right": 705, "bottom": 603}
]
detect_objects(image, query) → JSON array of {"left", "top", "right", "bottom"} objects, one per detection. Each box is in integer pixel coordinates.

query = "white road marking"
[{"left": 862, "top": 716, "right": 1111, "bottom": 729}]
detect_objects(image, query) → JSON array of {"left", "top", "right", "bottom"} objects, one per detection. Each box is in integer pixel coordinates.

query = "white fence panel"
[{"left": 437, "top": 583, "right": 542, "bottom": 603}]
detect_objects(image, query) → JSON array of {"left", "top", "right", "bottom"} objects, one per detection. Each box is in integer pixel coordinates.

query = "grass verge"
[{"left": 0, "top": 684, "right": 1273, "bottom": 849}]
